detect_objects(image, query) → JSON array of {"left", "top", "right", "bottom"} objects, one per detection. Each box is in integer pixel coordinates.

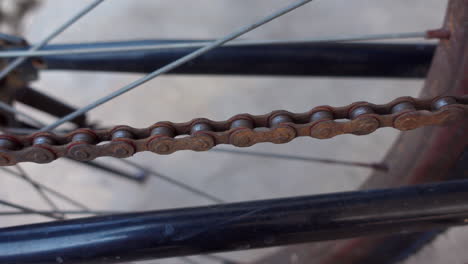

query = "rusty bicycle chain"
[{"left": 0, "top": 95, "right": 466, "bottom": 166}]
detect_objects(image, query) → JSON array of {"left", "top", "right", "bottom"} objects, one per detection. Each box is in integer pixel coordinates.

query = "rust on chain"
[{"left": 0, "top": 95, "right": 466, "bottom": 166}]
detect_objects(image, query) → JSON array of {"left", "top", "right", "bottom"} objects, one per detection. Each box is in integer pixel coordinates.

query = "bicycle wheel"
[{"left": 0, "top": 0, "right": 466, "bottom": 264}]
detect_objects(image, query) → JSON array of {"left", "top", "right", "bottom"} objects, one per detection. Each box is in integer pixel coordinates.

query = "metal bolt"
[
  {"left": 394, "top": 112, "right": 420, "bottom": 131},
  {"left": 115, "top": 148, "right": 129, "bottom": 157},
  {"left": 229, "top": 129, "right": 256, "bottom": 147},
  {"left": 68, "top": 145, "right": 96, "bottom": 161},
  {"left": 147, "top": 136, "right": 176, "bottom": 154},
  {"left": 111, "top": 130, "right": 135, "bottom": 158},
  {"left": 68, "top": 132, "right": 97, "bottom": 161},
  {"left": 110, "top": 142, "right": 135, "bottom": 158},
  {"left": 155, "top": 143, "right": 170, "bottom": 153},
  {"left": 26, "top": 147, "right": 55, "bottom": 164},
  {"left": 269, "top": 126, "right": 296, "bottom": 144},
  {"left": 191, "top": 135, "right": 215, "bottom": 151},
  {"left": 148, "top": 126, "right": 176, "bottom": 154}
]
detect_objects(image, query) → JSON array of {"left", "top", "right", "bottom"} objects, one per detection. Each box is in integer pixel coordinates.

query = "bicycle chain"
[{"left": 0, "top": 95, "right": 466, "bottom": 166}]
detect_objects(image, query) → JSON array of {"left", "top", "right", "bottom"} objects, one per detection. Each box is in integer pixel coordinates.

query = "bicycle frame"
[
  {"left": 28, "top": 42, "right": 435, "bottom": 78},
  {"left": 1, "top": 178, "right": 467, "bottom": 264}
]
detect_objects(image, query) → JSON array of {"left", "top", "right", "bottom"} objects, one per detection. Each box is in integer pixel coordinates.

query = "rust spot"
[{"left": 426, "top": 28, "right": 451, "bottom": 40}]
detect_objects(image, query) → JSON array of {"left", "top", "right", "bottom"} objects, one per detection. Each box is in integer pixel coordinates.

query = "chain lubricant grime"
[{"left": 0, "top": 95, "right": 466, "bottom": 166}]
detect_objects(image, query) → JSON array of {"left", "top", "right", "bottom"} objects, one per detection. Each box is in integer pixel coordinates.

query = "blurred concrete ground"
[{"left": 1, "top": 0, "right": 467, "bottom": 263}]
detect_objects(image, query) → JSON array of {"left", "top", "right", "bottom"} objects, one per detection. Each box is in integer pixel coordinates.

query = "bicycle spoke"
[
  {"left": 78, "top": 160, "right": 148, "bottom": 183},
  {"left": 0, "top": 101, "right": 45, "bottom": 128},
  {"left": 212, "top": 148, "right": 388, "bottom": 171},
  {"left": 0, "top": 210, "right": 122, "bottom": 216},
  {"left": 0, "top": 0, "right": 105, "bottom": 80},
  {"left": 0, "top": 31, "right": 430, "bottom": 57},
  {"left": 0, "top": 127, "right": 72, "bottom": 135},
  {"left": 14, "top": 165, "right": 61, "bottom": 214},
  {"left": 1, "top": 167, "right": 88, "bottom": 210},
  {"left": 40, "top": 0, "right": 316, "bottom": 132},
  {"left": 121, "top": 159, "right": 224, "bottom": 203},
  {"left": 0, "top": 199, "right": 62, "bottom": 220}
]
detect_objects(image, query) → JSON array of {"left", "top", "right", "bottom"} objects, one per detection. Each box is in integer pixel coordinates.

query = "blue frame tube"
[{"left": 1, "top": 179, "right": 467, "bottom": 264}]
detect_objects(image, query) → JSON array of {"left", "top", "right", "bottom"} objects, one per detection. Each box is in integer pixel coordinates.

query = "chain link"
[{"left": 0, "top": 95, "right": 466, "bottom": 166}]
